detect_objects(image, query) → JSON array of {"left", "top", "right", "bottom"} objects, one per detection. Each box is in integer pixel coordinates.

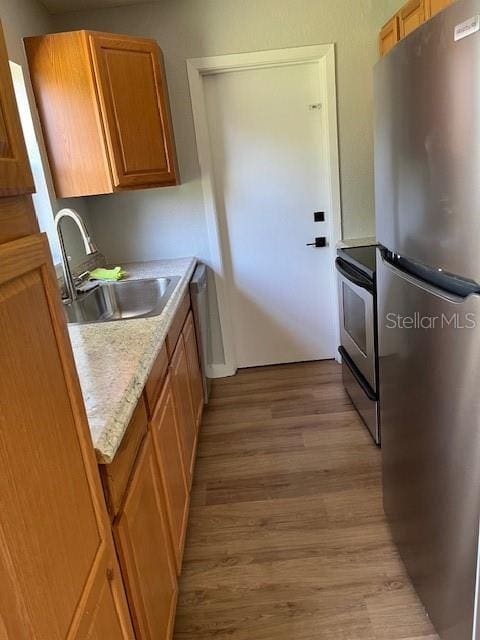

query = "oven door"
[{"left": 336, "top": 258, "right": 376, "bottom": 390}]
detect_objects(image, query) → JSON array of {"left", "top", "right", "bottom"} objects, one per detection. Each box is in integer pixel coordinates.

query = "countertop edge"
[{"left": 71, "top": 258, "right": 197, "bottom": 464}]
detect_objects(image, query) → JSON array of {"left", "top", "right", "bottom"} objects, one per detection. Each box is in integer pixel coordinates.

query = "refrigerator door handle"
[{"left": 379, "top": 252, "right": 470, "bottom": 304}]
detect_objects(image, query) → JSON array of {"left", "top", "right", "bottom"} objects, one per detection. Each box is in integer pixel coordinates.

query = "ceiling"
[{"left": 40, "top": 0, "right": 161, "bottom": 14}]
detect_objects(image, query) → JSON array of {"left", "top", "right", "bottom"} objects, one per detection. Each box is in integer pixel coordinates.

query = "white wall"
[
  {"left": 1, "top": 0, "right": 94, "bottom": 269},
  {"left": 53, "top": 0, "right": 405, "bottom": 263},
  {"left": 0, "top": 0, "right": 50, "bottom": 61}
]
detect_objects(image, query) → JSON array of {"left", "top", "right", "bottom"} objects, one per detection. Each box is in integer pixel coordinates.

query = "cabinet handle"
[{"left": 106, "top": 568, "right": 114, "bottom": 582}]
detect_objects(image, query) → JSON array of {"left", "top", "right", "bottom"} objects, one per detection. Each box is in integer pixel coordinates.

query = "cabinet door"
[
  {"left": 100, "top": 396, "right": 148, "bottom": 518},
  {"left": 151, "top": 374, "right": 189, "bottom": 572},
  {"left": 89, "top": 33, "right": 178, "bottom": 190},
  {"left": 24, "top": 30, "right": 114, "bottom": 199},
  {"left": 169, "top": 336, "right": 196, "bottom": 485},
  {"left": 399, "top": 0, "right": 426, "bottom": 38},
  {"left": 0, "top": 22, "right": 34, "bottom": 196},
  {"left": 0, "top": 233, "right": 132, "bottom": 639},
  {"left": 75, "top": 553, "right": 133, "bottom": 639},
  {"left": 425, "top": 0, "right": 452, "bottom": 17},
  {"left": 114, "top": 433, "right": 177, "bottom": 640},
  {"left": 0, "top": 195, "right": 38, "bottom": 245},
  {"left": 379, "top": 15, "right": 400, "bottom": 56},
  {"left": 182, "top": 311, "right": 204, "bottom": 430}
]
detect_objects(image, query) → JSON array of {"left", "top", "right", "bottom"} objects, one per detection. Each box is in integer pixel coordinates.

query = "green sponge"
[{"left": 89, "top": 266, "right": 126, "bottom": 281}]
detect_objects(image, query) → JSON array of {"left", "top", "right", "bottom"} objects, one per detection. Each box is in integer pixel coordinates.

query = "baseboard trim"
[{"left": 207, "top": 363, "right": 237, "bottom": 379}]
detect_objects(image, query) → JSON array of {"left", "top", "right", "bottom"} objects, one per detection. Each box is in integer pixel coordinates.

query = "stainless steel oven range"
[{"left": 336, "top": 244, "right": 379, "bottom": 444}]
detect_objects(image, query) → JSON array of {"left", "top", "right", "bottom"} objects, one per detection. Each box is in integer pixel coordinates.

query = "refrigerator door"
[
  {"left": 374, "top": 0, "right": 480, "bottom": 282},
  {"left": 377, "top": 249, "right": 480, "bottom": 640}
]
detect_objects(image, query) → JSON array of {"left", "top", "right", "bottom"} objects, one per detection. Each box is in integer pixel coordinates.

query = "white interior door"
[{"left": 204, "top": 62, "right": 336, "bottom": 368}]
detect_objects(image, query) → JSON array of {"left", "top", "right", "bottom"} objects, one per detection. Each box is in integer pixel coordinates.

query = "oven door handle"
[
  {"left": 338, "top": 346, "right": 377, "bottom": 401},
  {"left": 335, "top": 258, "right": 374, "bottom": 294}
]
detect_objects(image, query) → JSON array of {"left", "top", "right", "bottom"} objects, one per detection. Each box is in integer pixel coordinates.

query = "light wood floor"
[{"left": 173, "top": 360, "right": 439, "bottom": 640}]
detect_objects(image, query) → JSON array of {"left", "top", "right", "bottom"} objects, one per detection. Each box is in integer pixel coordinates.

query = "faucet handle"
[
  {"left": 72, "top": 270, "right": 90, "bottom": 288},
  {"left": 76, "top": 270, "right": 90, "bottom": 282}
]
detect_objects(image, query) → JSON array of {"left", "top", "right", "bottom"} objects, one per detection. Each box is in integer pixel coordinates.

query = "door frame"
[{"left": 187, "top": 45, "right": 342, "bottom": 377}]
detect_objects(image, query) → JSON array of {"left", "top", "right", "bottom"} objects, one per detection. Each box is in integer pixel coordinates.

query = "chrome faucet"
[{"left": 55, "top": 208, "right": 97, "bottom": 302}]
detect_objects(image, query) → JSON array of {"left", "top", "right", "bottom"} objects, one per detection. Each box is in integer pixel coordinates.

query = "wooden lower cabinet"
[
  {"left": 101, "top": 290, "right": 206, "bottom": 638},
  {"left": 114, "top": 432, "right": 177, "bottom": 640},
  {"left": 0, "top": 233, "right": 133, "bottom": 639},
  {"left": 169, "top": 335, "right": 197, "bottom": 484},
  {"left": 151, "top": 374, "right": 190, "bottom": 572},
  {"left": 75, "top": 552, "right": 133, "bottom": 639},
  {"left": 100, "top": 396, "right": 148, "bottom": 518},
  {"left": 183, "top": 310, "right": 204, "bottom": 430}
]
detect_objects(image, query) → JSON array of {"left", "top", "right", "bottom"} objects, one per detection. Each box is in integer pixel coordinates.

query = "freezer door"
[
  {"left": 377, "top": 250, "right": 480, "bottom": 640},
  {"left": 374, "top": 0, "right": 480, "bottom": 282}
]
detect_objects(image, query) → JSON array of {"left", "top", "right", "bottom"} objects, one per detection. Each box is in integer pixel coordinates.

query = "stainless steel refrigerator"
[{"left": 375, "top": 1, "right": 480, "bottom": 638}]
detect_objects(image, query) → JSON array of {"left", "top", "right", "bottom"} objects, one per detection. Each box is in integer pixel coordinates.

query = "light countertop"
[{"left": 68, "top": 257, "right": 197, "bottom": 464}]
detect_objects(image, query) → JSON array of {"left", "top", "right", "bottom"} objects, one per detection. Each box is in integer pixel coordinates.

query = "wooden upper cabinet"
[
  {"left": 114, "top": 433, "right": 178, "bottom": 640},
  {"left": 425, "top": 0, "right": 453, "bottom": 17},
  {"left": 379, "top": 15, "right": 400, "bottom": 56},
  {"left": 399, "top": 0, "right": 426, "bottom": 38},
  {"left": 24, "top": 30, "right": 178, "bottom": 198},
  {"left": 89, "top": 33, "right": 178, "bottom": 190},
  {"left": 379, "top": 0, "right": 452, "bottom": 56},
  {"left": 0, "top": 22, "right": 34, "bottom": 196},
  {"left": 0, "top": 234, "right": 133, "bottom": 639}
]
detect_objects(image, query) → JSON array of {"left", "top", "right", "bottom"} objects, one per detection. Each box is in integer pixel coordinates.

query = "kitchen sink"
[{"left": 64, "top": 276, "right": 181, "bottom": 324}]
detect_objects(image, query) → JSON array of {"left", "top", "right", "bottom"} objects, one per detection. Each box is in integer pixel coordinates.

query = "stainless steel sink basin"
[{"left": 64, "top": 276, "right": 181, "bottom": 324}]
